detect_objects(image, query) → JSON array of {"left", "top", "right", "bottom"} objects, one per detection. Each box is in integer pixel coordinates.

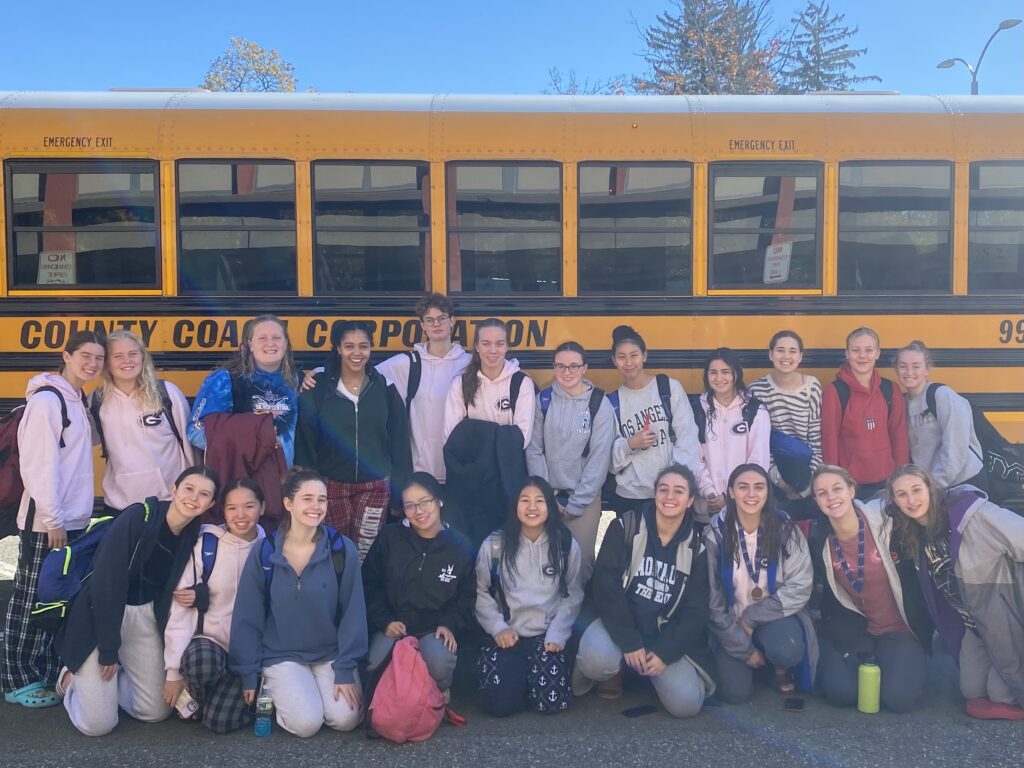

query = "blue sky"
[{"left": 5, "top": 0, "right": 1023, "bottom": 95}]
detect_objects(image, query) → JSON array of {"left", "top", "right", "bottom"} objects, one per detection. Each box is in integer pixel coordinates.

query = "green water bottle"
[{"left": 857, "top": 657, "right": 881, "bottom": 714}]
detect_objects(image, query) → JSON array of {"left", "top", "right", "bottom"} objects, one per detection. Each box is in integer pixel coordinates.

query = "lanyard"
[
  {"left": 739, "top": 524, "right": 765, "bottom": 600},
  {"left": 831, "top": 514, "right": 866, "bottom": 593}
]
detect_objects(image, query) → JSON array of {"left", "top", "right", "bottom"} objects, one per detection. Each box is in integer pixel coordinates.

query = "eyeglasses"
[
  {"left": 421, "top": 315, "right": 450, "bottom": 327},
  {"left": 403, "top": 497, "right": 437, "bottom": 513},
  {"left": 553, "top": 363, "right": 586, "bottom": 373}
]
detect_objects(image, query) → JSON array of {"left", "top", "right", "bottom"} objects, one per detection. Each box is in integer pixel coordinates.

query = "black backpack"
[
  {"left": 833, "top": 377, "right": 894, "bottom": 423},
  {"left": 924, "top": 383, "right": 1024, "bottom": 503},
  {"left": 90, "top": 380, "right": 186, "bottom": 461},
  {"left": 691, "top": 394, "right": 762, "bottom": 444},
  {"left": 404, "top": 351, "right": 422, "bottom": 414}
]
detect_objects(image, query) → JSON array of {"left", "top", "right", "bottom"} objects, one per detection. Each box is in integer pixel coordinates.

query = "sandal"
[
  {"left": 4, "top": 682, "right": 61, "bottom": 708},
  {"left": 774, "top": 668, "right": 796, "bottom": 695}
]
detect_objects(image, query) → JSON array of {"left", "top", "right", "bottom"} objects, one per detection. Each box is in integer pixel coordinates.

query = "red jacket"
[
  {"left": 203, "top": 412, "right": 287, "bottom": 530},
  {"left": 821, "top": 365, "right": 909, "bottom": 485}
]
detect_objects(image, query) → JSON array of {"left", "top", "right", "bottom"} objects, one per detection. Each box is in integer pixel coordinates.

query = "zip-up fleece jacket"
[
  {"left": 229, "top": 530, "right": 367, "bottom": 690},
  {"left": 809, "top": 499, "right": 933, "bottom": 651},
  {"left": 163, "top": 523, "right": 266, "bottom": 682},
  {"left": 16, "top": 373, "right": 93, "bottom": 534},
  {"left": 918, "top": 486, "right": 1024, "bottom": 707},
  {"left": 704, "top": 512, "right": 818, "bottom": 689},
  {"left": 821, "top": 365, "right": 909, "bottom": 485},
  {"left": 362, "top": 521, "right": 476, "bottom": 637},
  {"left": 696, "top": 393, "right": 771, "bottom": 499},
  {"left": 377, "top": 343, "right": 471, "bottom": 483},
  {"left": 93, "top": 382, "right": 195, "bottom": 510},
  {"left": 57, "top": 499, "right": 201, "bottom": 672},
  {"left": 475, "top": 529, "right": 584, "bottom": 648},
  {"left": 581, "top": 504, "right": 714, "bottom": 687},
  {"left": 905, "top": 385, "right": 983, "bottom": 490},
  {"left": 525, "top": 380, "right": 615, "bottom": 518},
  {"left": 295, "top": 367, "right": 412, "bottom": 506},
  {"left": 443, "top": 358, "right": 536, "bottom": 446}
]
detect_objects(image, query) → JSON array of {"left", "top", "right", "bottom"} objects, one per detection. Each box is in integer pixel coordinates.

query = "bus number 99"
[{"left": 998, "top": 319, "right": 1024, "bottom": 344}]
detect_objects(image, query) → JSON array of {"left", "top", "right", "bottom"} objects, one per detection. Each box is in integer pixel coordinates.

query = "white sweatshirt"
[
  {"left": 442, "top": 359, "right": 536, "bottom": 446},
  {"left": 376, "top": 343, "right": 471, "bottom": 482},
  {"left": 93, "top": 381, "right": 195, "bottom": 510}
]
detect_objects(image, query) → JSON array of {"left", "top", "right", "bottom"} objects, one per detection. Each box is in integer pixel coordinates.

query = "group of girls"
[{"left": 1, "top": 293, "right": 1021, "bottom": 736}]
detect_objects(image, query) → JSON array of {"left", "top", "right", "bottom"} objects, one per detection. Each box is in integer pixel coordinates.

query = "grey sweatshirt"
[
  {"left": 905, "top": 385, "right": 983, "bottom": 490},
  {"left": 525, "top": 380, "right": 615, "bottom": 518},
  {"left": 475, "top": 530, "right": 584, "bottom": 647}
]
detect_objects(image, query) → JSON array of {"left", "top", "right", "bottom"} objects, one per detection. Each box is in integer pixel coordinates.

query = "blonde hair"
[
  {"left": 893, "top": 340, "right": 935, "bottom": 370},
  {"left": 101, "top": 330, "right": 162, "bottom": 412},
  {"left": 811, "top": 464, "right": 857, "bottom": 493},
  {"left": 845, "top": 327, "right": 880, "bottom": 349}
]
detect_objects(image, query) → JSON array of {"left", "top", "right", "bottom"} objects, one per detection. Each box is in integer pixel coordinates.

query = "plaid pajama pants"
[
  {"left": 1, "top": 529, "right": 80, "bottom": 692},
  {"left": 325, "top": 478, "right": 390, "bottom": 562},
  {"left": 179, "top": 637, "right": 250, "bottom": 734}
]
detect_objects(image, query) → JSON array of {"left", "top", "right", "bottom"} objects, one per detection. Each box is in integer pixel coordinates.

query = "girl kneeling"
[
  {"left": 705, "top": 464, "right": 817, "bottom": 704},
  {"left": 475, "top": 477, "right": 583, "bottom": 717},
  {"left": 575, "top": 464, "right": 715, "bottom": 717},
  {"left": 229, "top": 468, "right": 367, "bottom": 738}
]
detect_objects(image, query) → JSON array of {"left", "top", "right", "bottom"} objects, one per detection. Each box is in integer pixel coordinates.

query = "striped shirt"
[{"left": 747, "top": 374, "right": 823, "bottom": 479}]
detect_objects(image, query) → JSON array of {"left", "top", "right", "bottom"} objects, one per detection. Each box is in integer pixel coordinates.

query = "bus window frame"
[
  {"left": 175, "top": 157, "right": 298, "bottom": 296},
  {"left": 576, "top": 160, "right": 694, "bottom": 296},
  {"left": 445, "top": 159, "right": 563, "bottom": 296},
  {"left": 707, "top": 160, "right": 824, "bottom": 294},
  {"left": 837, "top": 159, "right": 954, "bottom": 295},
  {"left": 310, "top": 159, "right": 431, "bottom": 295},
  {"left": 967, "top": 160, "right": 1024, "bottom": 295},
  {"left": 4, "top": 158, "right": 162, "bottom": 293}
]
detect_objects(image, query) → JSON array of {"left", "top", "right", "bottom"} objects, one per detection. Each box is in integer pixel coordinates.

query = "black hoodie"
[{"left": 361, "top": 522, "right": 476, "bottom": 637}]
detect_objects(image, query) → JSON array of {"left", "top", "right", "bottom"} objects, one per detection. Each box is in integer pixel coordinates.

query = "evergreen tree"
[{"left": 780, "top": 2, "right": 880, "bottom": 93}]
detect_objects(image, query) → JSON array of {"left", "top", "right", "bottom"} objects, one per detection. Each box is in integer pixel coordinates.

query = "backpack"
[
  {"left": 31, "top": 497, "right": 157, "bottom": 633},
  {"left": 90, "top": 380, "right": 186, "bottom": 461},
  {"left": 690, "top": 393, "right": 762, "bottom": 444},
  {"left": 0, "top": 386, "right": 77, "bottom": 538},
  {"left": 487, "top": 527, "right": 572, "bottom": 622},
  {"left": 603, "top": 374, "right": 675, "bottom": 503},
  {"left": 833, "top": 378, "right": 894, "bottom": 424},
  {"left": 259, "top": 526, "right": 347, "bottom": 622},
  {"left": 924, "top": 383, "right": 1024, "bottom": 503},
  {"left": 191, "top": 530, "right": 221, "bottom": 634},
  {"left": 538, "top": 385, "right": 605, "bottom": 458},
  {"left": 404, "top": 350, "right": 422, "bottom": 414},
  {"left": 366, "top": 635, "right": 445, "bottom": 743}
]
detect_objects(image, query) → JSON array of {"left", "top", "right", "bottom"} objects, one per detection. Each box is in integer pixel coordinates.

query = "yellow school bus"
[{"left": 1, "top": 91, "right": 1021, "bottom": 444}]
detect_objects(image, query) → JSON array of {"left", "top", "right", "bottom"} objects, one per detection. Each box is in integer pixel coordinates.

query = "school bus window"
[
  {"left": 709, "top": 162, "right": 821, "bottom": 290},
  {"left": 5, "top": 160, "right": 159, "bottom": 289},
  {"left": 177, "top": 160, "right": 296, "bottom": 294},
  {"left": 838, "top": 162, "right": 952, "bottom": 294},
  {"left": 968, "top": 162, "right": 1024, "bottom": 293},
  {"left": 578, "top": 163, "right": 692, "bottom": 293},
  {"left": 446, "top": 163, "right": 561, "bottom": 293},
  {"left": 312, "top": 161, "right": 430, "bottom": 293}
]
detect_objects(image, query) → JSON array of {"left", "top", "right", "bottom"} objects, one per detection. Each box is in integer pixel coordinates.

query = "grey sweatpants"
[
  {"left": 960, "top": 629, "right": 1017, "bottom": 706},
  {"left": 261, "top": 661, "right": 362, "bottom": 738}
]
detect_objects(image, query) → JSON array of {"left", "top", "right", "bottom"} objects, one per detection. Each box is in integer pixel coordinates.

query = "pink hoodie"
[
  {"left": 17, "top": 373, "right": 95, "bottom": 533},
  {"left": 442, "top": 358, "right": 536, "bottom": 445},
  {"left": 696, "top": 392, "right": 771, "bottom": 499}
]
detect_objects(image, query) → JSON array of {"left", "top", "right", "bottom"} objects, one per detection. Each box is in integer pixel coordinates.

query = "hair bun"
[{"left": 612, "top": 324, "right": 637, "bottom": 343}]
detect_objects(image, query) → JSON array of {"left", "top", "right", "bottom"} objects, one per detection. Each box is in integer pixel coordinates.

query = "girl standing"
[
  {"left": 810, "top": 465, "right": 930, "bottom": 713},
  {"left": 229, "top": 468, "right": 367, "bottom": 738},
  {"left": 694, "top": 348, "right": 770, "bottom": 523},
  {"left": 607, "top": 326, "right": 700, "bottom": 516},
  {"left": 91, "top": 330, "right": 194, "bottom": 515},
  {"left": 2, "top": 330, "right": 104, "bottom": 709},
  {"left": 888, "top": 465, "right": 1024, "bottom": 720},
  {"left": 821, "top": 327, "right": 909, "bottom": 500},
  {"left": 295, "top": 321, "right": 411, "bottom": 561},
  {"left": 894, "top": 341, "right": 985, "bottom": 491},
  {"left": 475, "top": 477, "right": 583, "bottom": 717},
  {"left": 58, "top": 467, "right": 220, "bottom": 735},
  {"left": 575, "top": 464, "right": 714, "bottom": 716},
  {"left": 525, "top": 341, "right": 615, "bottom": 581},
  {"left": 162, "top": 478, "right": 266, "bottom": 733},
  {"left": 747, "top": 330, "right": 822, "bottom": 509},
  {"left": 705, "top": 464, "right": 817, "bottom": 704},
  {"left": 362, "top": 472, "right": 475, "bottom": 699}
]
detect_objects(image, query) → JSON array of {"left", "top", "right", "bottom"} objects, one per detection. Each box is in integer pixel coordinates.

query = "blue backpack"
[
  {"left": 31, "top": 497, "right": 157, "bottom": 632},
  {"left": 259, "top": 525, "right": 347, "bottom": 622}
]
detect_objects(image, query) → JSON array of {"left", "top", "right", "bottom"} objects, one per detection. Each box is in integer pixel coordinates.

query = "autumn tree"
[
  {"left": 202, "top": 38, "right": 298, "bottom": 92},
  {"left": 779, "top": 1, "right": 880, "bottom": 93},
  {"left": 634, "top": 0, "right": 779, "bottom": 94},
  {"left": 546, "top": 68, "right": 629, "bottom": 95}
]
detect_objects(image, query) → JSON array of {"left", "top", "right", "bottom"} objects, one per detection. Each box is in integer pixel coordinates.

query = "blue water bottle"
[{"left": 254, "top": 683, "right": 273, "bottom": 736}]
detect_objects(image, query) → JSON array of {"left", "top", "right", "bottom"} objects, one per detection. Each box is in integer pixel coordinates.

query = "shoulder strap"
[
  {"left": 879, "top": 378, "right": 894, "bottom": 416},
  {"left": 200, "top": 531, "right": 218, "bottom": 584},
  {"left": 582, "top": 387, "right": 604, "bottom": 458},
  {"left": 327, "top": 528, "right": 348, "bottom": 625},
  {"left": 557, "top": 527, "right": 571, "bottom": 599},
  {"left": 741, "top": 395, "right": 761, "bottom": 427},
  {"left": 157, "top": 380, "right": 187, "bottom": 460},
  {"left": 607, "top": 389, "right": 623, "bottom": 437},
  {"left": 405, "top": 351, "right": 421, "bottom": 414},
  {"left": 656, "top": 374, "right": 676, "bottom": 443},
  {"left": 924, "top": 382, "right": 945, "bottom": 419},
  {"left": 260, "top": 533, "right": 275, "bottom": 615},
  {"left": 621, "top": 509, "right": 640, "bottom": 545},
  {"left": 509, "top": 371, "right": 526, "bottom": 417},
  {"left": 539, "top": 386, "right": 553, "bottom": 418},
  {"left": 35, "top": 385, "right": 71, "bottom": 449},
  {"left": 143, "top": 496, "right": 158, "bottom": 523},
  {"left": 88, "top": 387, "right": 107, "bottom": 458},
  {"left": 488, "top": 534, "right": 511, "bottom": 622},
  {"left": 833, "top": 379, "right": 851, "bottom": 424},
  {"left": 691, "top": 397, "right": 707, "bottom": 444},
  {"left": 228, "top": 370, "right": 247, "bottom": 414}
]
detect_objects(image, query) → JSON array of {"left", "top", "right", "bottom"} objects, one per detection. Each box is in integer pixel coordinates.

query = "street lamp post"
[{"left": 937, "top": 18, "right": 1022, "bottom": 94}]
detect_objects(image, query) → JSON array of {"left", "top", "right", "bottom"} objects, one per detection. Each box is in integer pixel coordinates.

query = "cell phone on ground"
[
  {"left": 783, "top": 697, "right": 804, "bottom": 712},
  {"left": 622, "top": 704, "right": 657, "bottom": 718}
]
